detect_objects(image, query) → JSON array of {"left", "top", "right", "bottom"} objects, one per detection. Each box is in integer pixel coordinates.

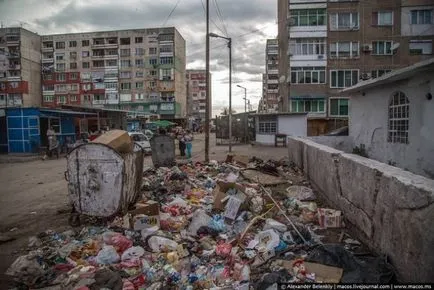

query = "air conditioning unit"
[
  {"left": 360, "top": 73, "right": 371, "bottom": 80},
  {"left": 362, "top": 44, "right": 372, "bottom": 52}
]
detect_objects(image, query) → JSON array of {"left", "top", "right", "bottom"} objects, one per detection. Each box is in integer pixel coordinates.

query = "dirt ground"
[{"left": 0, "top": 134, "right": 290, "bottom": 280}]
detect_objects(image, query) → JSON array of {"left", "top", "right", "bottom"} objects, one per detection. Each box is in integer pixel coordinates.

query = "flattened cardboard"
[
  {"left": 128, "top": 200, "right": 160, "bottom": 230},
  {"left": 93, "top": 130, "right": 133, "bottom": 153},
  {"left": 278, "top": 259, "right": 343, "bottom": 283}
]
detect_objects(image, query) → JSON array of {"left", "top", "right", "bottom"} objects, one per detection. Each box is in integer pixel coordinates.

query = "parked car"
[{"left": 128, "top": 132, "right": 152, "bottom": 155}]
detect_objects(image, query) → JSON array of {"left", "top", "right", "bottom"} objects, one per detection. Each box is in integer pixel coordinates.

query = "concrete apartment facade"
[
  {"left": 277, "top": 0, "right": 434, "bottom": 135},
  {"left": 40, "top": 27, "right": 186, "bottom": 119},
  {"left": 0, "top": 27, "right": 41, "bottom": 108},
  {"left": 261, "top": 39, "right": 280, "bottom": 113},
  {"left": 186, "top": 70, "right": 211, "bottom": 121}
]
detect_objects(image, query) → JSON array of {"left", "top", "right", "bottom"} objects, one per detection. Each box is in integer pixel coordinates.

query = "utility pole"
[
  {"left": 205, "top": 0, "right": 210, "bottom": 162},
  {"left": 278, "top": 0, "right": 289, "bottom": 112},
  {"left": 237, "top": 85, "right": 247, "bottom": 143},
  {"left": 228, "top": 38, "right": 232, "bottom": 153}
]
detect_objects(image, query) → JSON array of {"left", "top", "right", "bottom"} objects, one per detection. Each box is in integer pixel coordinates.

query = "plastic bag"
[
  {"left": 264, "top": 218, "right": 288, "bottom": 232},
  {"left": 96, "top": 245, "right": 120, "bottom": 264},
  {"left": 187, "top": 209, "right": 212, "bottom": 236},
  {"left": 208, "top": 214, "right": 226, "bottom": 232},
  {"left": 147, "top": 236, "right": 179, "bottom": 252},
  {"left": 286, "top": 185, "right": 316, "bottom": 201},
  {"left": 215, "top": 242, "right": 232, "bottom": 258},
  {"left": 121, "top": 246, "right": 145, "bottom": 261}
]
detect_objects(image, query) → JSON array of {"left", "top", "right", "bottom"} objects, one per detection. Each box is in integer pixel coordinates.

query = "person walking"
[
  {"left": 184, "top": 130, "right": 193, "bottom": 160},
  {"left": 177, "top": 130, "right": 186, "bottom": 157}
]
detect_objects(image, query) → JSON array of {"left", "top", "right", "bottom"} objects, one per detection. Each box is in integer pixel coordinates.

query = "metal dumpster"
[
  {"left": 65, "top": 143, "right": 144, "bottom": 217},
  {"left": 150, "top": 135, "right": 175, "bottom": 168}
]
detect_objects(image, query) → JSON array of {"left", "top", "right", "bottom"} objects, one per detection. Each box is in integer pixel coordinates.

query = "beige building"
[
  {"left": 277, "top": 0, "right": 434, "bottom": 135},
  {"left": 0, "top": 27, "right": 41, "bottom": 108},
  {"left": 41, "top": 27, "right": 186, "bottom": 119},
  {"left": 186, "top": 69, "right": 211, "bottom": 121},
  {"left": 261, "top": 39, "right": 279, "bottom": 113}
]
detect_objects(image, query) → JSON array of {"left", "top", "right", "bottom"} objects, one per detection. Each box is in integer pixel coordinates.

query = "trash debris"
[
  {"left": 92, "top": 129, "right": 133, "bottom": 153},
  {"left": 5, "top": 158, "right": 395, "bottom": 289}
]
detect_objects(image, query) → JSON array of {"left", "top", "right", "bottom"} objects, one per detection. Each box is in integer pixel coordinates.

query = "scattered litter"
[{"left": 4, "top": 156, "right": 395, "bottom": 289}]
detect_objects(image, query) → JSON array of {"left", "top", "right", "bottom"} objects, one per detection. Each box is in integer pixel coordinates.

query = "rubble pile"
[{"left": 5, "top": 157, "right": 396, "bottom": 289}]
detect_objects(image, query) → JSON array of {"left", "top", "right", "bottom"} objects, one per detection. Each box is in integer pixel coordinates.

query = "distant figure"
[
  {"left": 177, "top": 131, "right": 186, "bottom": 157},
  {"left": 184, "top": 130, "right": 193, "bottom": 159}
]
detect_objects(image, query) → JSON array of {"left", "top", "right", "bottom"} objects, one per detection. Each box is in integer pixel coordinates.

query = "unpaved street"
[{"left": 0, "top": 134, "right": 289, "bottom": 278}]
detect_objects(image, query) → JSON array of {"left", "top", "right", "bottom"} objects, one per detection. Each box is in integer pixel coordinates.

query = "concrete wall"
[
  {"left": 307, "top": 136, "right": 353, "bottom": 152},
  {"left": 401, "top": 5, "right": 434, "bottom": 37},
  {"left": 287, "top": 137, "right": 434, "bottom": 283},
  {"left": 349, "top": 70, "right": 434, "bottom": 179},
  {"left": 278, "top": 115, "right": 307, "bottom": 137}
]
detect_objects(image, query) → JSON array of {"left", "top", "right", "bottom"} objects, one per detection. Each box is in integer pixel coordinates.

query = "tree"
[{"left": 220, "top": 107, "right": 237, "bottom": 116}]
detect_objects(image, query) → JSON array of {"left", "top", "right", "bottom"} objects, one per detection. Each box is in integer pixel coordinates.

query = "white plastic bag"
[{"left": 96, "top": 245, "right": 120, "bottom": 264}]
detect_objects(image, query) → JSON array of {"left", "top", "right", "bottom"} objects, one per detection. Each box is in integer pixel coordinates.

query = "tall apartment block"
[
  {"left": 0, "top": 27, "right": 41, "bottom": 108},
  {"left": 186, "top": 70, "right": 211, "bottom": 121},
  {"left": 40, "top": 27, "right": 186, "bottom": 119},
  {"left": 278, "top": 0, "right": 434, "bottom": 135},
  {"left": 261, "top": 39, "right": 279, "bottom": 113}
]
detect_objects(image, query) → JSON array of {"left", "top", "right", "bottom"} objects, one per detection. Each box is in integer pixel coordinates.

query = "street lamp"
[
  {"left": 237, "top": 84, "right": 248, "bottom": 143},
  {"left": 209, "top": 32, "right": 232, "bottom": 152}
]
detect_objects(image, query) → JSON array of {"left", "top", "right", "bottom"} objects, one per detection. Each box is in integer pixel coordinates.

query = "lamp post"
[
  {"left": 205, "top": 0, "right": 210, "bottom": 162},
  {"left": 237, "top": 85, "right": 248, "bottom": 143},
  {"left": 209, "top": 32, "right": 232, "bottom": 152}
]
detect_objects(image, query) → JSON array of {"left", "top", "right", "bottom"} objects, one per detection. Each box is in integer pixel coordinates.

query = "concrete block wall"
[{"left": 287, "top": 137, "right": 434, "bottom": 283}]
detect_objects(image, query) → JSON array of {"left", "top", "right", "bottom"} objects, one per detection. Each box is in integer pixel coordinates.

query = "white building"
[{"left": 343, "top": 58, "right": 434, "bottom": 179}]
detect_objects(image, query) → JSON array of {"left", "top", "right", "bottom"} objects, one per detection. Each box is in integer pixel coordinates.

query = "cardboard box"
[
  {"left": 92, "top": 130, "right": 132, "bottom": 153},
  {"left": 213, "top": 180, "right": 247, "bottom": 211},
  {"left": 317, "top": 208, "right": 344, "bottom": 229},
  {"left": 128, "top": 200, "right": 160, "bottom": 231},
  {"left": 233, "top": 155, "right": 250, "bottom": 168},
  {"left": 278, "top": 259, "right": 343, "bottom": 283}
]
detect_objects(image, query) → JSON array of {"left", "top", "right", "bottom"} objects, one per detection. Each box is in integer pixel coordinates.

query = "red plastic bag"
[{"left": 216, "top": 242, "right": 232, "bottom": 258}]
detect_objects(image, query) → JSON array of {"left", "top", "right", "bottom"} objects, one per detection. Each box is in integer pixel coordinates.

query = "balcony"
[
  {"left": 160, "top": 51, "right": 174, "bottom": 57},
  {"left": 92, "top": 42, "right": 118, "bottom": 49},
  {"left": 267, "top": 79, "right": 279, "bottom": 84},
  {"left": 267, "top": 89, "right": 278, "bottom": 93},
  {"left": 93, "top": 99, "right": 106, "bottom": 105},
  {"left": 106, "top": 99, "right": 119, "bottom": 104},
  {"left": 43, "top": 89, "right": 55, "bottom": 95},
  {"left": 7, "top": 75, "right": 21, "bottom": 81},
  {"left": 6, "top": 38, "right": 20, "bottom": 45},
  {"left": 268, "top": 69, "right": 278, "bottom": 74},
  {"left": 158, "top": 81, "right": 174, "bottom": 92},
  {"left": 268, "top": 49, "right": 278, "bottom": 55},
  {"left": 289, "top": 26, "right": 327, "bottom": 38},
  {"left": 8, "top": 64, "right": 21, "bottom": 70},
  {"left": 42, "top": 58, "right": 54, "bottom": 63},
  {"left": 42, "top": 46, "right": 54, "bottom": 52},
  {"left": 7, "top": 52, "right": 20, "bottom": 59},
  {"left": 7, "top": 98, "right": 23, "bottom": 106}
]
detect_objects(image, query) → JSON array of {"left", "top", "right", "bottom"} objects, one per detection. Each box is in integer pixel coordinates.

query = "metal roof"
[
  {"left": 250, "top": 112, "right": 307, "bottom": 117},
  {"left": 342, "top": 58, "right": 434, "bottom": 94},
  {"left": 61, "top": 105, "right": 134, "bottom": 114},
  {"left": 40, "top": 108, "right": 97, "bottom": 116}
]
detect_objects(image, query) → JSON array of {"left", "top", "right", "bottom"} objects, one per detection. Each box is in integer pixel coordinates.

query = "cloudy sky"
[{"left": 0, "top": 0, "right": 277, "bottom": 116}]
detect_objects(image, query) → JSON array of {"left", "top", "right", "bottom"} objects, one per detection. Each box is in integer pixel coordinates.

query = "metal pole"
[
  {"left": 228, "top": 38, "right": 232, "bottom": 153},
  {"left": 205, "top": 0, "right": 210, "bottom": 162},
  {"left": 244, "top": 88, "right": 247, "bottom": 143}
]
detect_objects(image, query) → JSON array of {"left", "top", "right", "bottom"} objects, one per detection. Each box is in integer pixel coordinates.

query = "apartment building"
[
  {"left": 278, "top": 0, "right": 434, "bottom": 135},
  {"left": 0, "top": 27, "right": 41, "bottom": 108},
  {"left": 261, "top": 39, "right": 280, "bottom": 113},
  {"left": 186, "top": 69, "right": 211, "bottom": 121},
  {"left": 41, "top": 27, "right": 187, "bottom": 119}
]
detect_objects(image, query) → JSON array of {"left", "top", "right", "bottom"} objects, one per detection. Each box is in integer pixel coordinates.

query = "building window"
[
  {"left": 258, "top": 118, "right": 277, "bottom": 134},
  {"left": 371, "top": 69, "right": 392, "bottom": 78},
  {"left": 70, "top": 51, "right": 77, "bottom": 59},
  {"left": 290, "top": 67, "right": 326, "bottom": 84},
  {"left": 43, "top": 74, "right": 53, "bottom": 80},
  {"left": 290, "top": 9, "right": 326, "bottom": 26},
  {"left": 136, "top": 71, "right": 144, "bottom": 78},
  {"left": 289, "top": 38, "right": 326, "bottom": 55},
  {"left": 120, "top": 60, "right": 131, "bottom": 68},
  {"left": 70, "top": 95, "right": 77, "bottom": 102},
  {"left": 330, "top": 42, "right": 359, "bottom": 58},
  {"left": 43, "top": 95, "right": 54, "bottom": 102},
  {"left": 121, "top": 83, "right": 131, "bottom": 90},
  {"left": 136, "top": 82, "right": 143, "bottom": 89},
  {"left": 82, "top": 40, "right": 90, "bottom": 46},
  {"left": 106, "top": 59, "right": 118, "bottom": 67},
  {"left": 71, "top": 84, "right": 78, "bottom": 91},
  {"left": 82, "top": 51, "right": 90, "bottom": 57},
  {"left": 330, "top": 12, "right": 359, "bottom": 30},
  {"left": 161, "top": 68, "right": 172, "bottom": 80},
  {"left": 56, "top": 63, "right": 66, "bottom": 71},
  {"left": 372, "top": 11, "right": 393, "bottom": 26},
  {"left": 43, "top": 84, "right": 55, "bottom": 91},
  {"left": 107, "top": 49, "right": 118, "bottom": 56},
  {"left": 120, "top": 71, "right": 131, "bottom": 78},
  {"left": 105, "top": 82, "right": 118, "bottom": 90},
  {"left": 160, "top": 57, "right": 173, "bottom": 65},
  {"left": 150, "top": 70, "right": 157, "bottom": 76},
  {"left": 57, "top": 96, "right": 66, "bottom": 104},
  {"left": 120, "top": 49, "right": 131, "bottom": 57},
  {"left": 330, "top": 98, "right": 349, "bottom": 117},
  {"left": 48, "top": 118, "right": 61, "bottom": 133},
  {"left": 135, "top": 59, "right": 144, "bottom": 67},
  {"left": 56, "top": 73, "right": 66, "bottom": 81},
  {"left": 135, "top": 37, "right": 143, "bottom": 43},
  {"left": 372, "top": 41, "right": 393, "bottom": 55},
  {"left": 159, "top": 34, "right": 174, "bottom": 42},
  {"left": 410, "top": 10, "right": 433, "bottom": 25},
  {"left": 135, "top": 48, "right": 144, "bottom": 56},
  {"left": 82, "top": 62, "right": 90, "bottom": 69},
  {"left": 55, "top": 53, "right": 64, "bottom": 61},
  {"left": 409, "top": 40, "right": 432, "bottom": 55},
  {"left": 160, "top": 45, "right": 173, "bottom": 53},
  {"left": 149, "top": 58, "right": 158, "bottom": 65},
  {"left": 149, "top": 47, "right": 157, "bottom": 55},
  {"left": 291, "top": 99, "right": 325, "bottom": 113},
  {"left": 93, "top": 60, "right": 104, "bottom": 68},
  {"left": 55, "top": 42, "right": 65, "bottom": 49},
  {"left": 388, "top": 91, "right": 409, "bottom": 144},
  {"left": 70, "top": 62, "right": 77, "bottom": 69},
  {"left": 330, "top": 70, "right": 359, "bottom": 88},
  {"left": 69, "top": 40, "right": 77, "bottom": 47},
  {"left": 120, "top": 38, "right": 131, "bottom": 45},
  {"left": 149, "top": 81, "right": 156, "bottom": 88}
]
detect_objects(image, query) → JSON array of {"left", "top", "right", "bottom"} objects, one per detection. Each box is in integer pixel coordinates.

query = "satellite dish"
[{"left": 279, "top": 75, "right": 286, "bottom": 83}]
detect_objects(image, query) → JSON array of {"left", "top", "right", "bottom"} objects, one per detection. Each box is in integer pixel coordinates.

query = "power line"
[
  {"left": 200, "top": 0, "right": 226, "bottom": 36},
  {"left": 162, "top": 0, "right": 182, "bottom": 27},
  {"left": 213, "top": 0, "right": 228, "bottom": 36}
]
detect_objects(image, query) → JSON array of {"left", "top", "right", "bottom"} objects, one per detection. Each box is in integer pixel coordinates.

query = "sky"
[{"left": 0, "top": 0, "right": 277, "bottom": 116}]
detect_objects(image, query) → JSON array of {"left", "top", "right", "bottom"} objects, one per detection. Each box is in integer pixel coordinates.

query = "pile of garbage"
[{"left": 5, "top": 157, "right": 396, "bottom": 289}]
